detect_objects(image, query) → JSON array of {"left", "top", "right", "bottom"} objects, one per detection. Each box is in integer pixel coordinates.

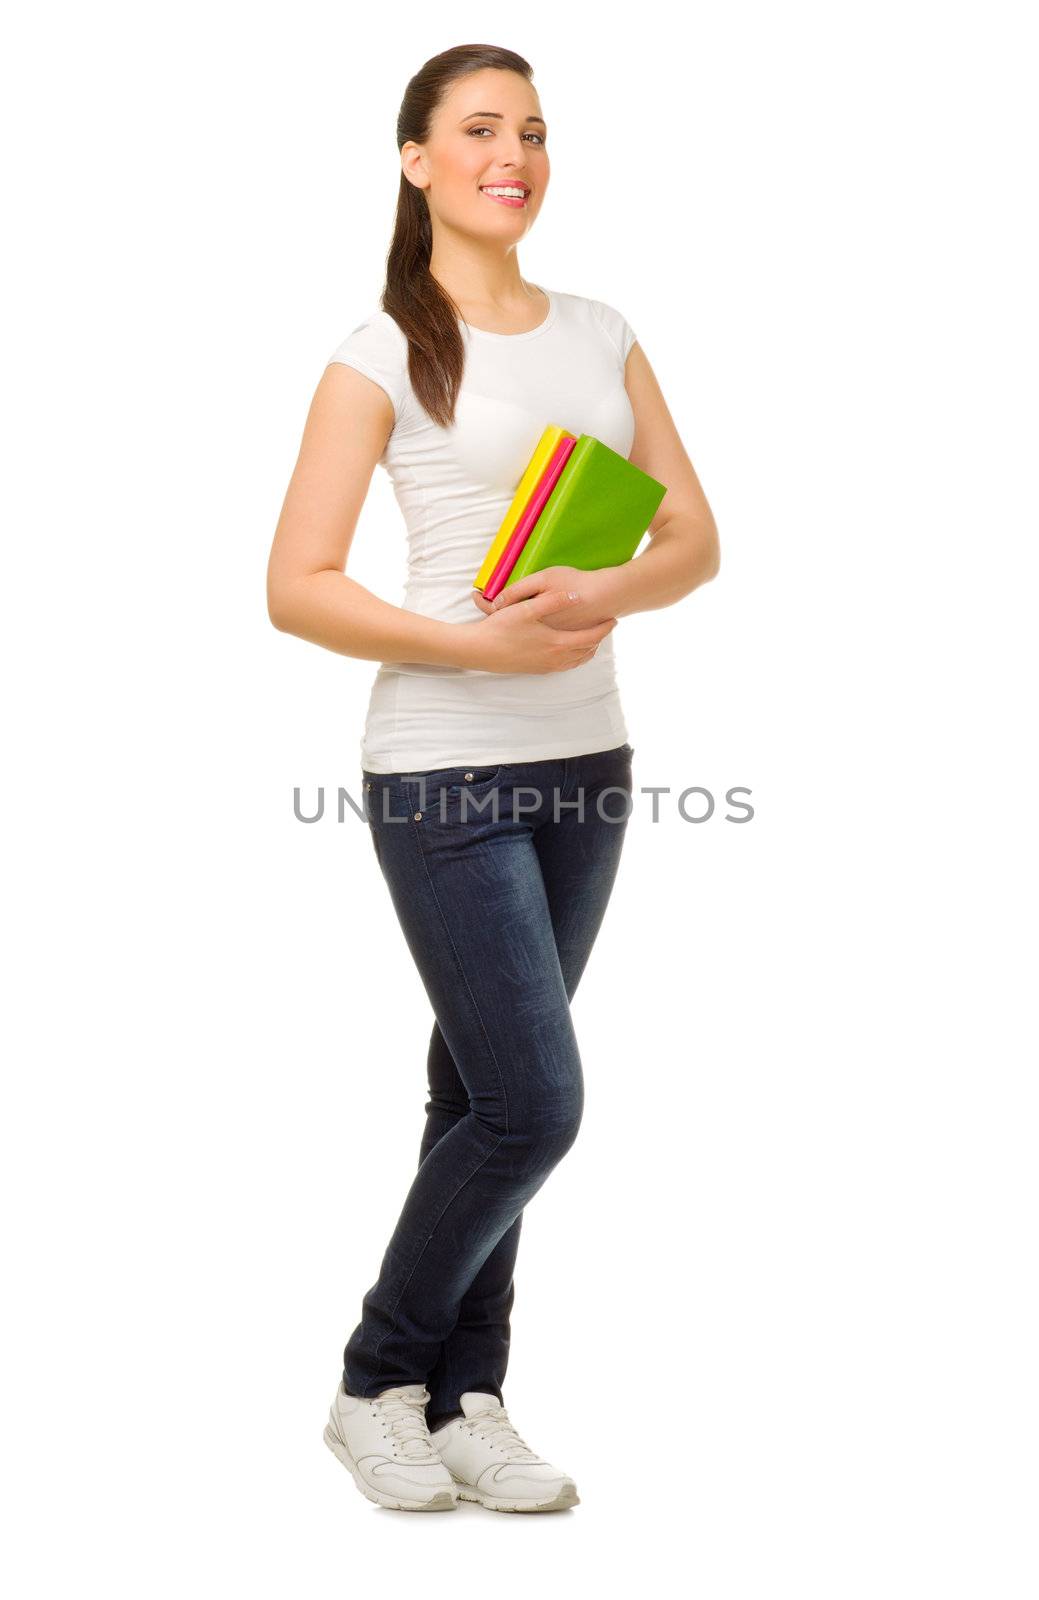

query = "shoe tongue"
[
  {"left": 459, "top": 1391, "right": 504, "bottom": 1417},
  {"left": 380, "top": 1384, "right": 428, "bottom": 1403}
]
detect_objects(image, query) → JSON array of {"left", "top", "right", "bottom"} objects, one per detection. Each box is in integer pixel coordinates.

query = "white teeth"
[{"left": 481, "top": 186, "right": 527, "bottom": 199}]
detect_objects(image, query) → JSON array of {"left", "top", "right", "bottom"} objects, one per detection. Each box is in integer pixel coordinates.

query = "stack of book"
[{"left": 473, "top": 425, "right": 667, "bottom": 601}]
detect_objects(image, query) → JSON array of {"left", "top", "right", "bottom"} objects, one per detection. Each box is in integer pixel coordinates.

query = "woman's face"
[{"left": 403, "top": 68, "right": 550, "bottom": 241}]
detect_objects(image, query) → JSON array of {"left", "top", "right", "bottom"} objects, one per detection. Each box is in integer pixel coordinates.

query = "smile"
[{"left": 479, "top": 186, "right": 529, "bottom": 208}]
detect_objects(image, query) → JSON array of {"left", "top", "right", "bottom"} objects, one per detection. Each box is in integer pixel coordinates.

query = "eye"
[{"left": 467, "top": 126, "right": 545, "bottom": 146}]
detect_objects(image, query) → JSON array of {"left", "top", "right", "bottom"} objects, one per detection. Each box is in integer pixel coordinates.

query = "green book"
[{"left": 504, "top": 433, "right": 667, "bottom": 588}]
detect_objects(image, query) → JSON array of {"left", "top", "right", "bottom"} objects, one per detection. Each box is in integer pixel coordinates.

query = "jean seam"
[
  {"left": 402, "top": 779, "right": 512, "bottom": 1137},
  {"left": 367, "top": 788, "right": 512, "bottom": 1387},
  {"left": 368, "top": 1122, "right": 506, "bottom": 1389}
]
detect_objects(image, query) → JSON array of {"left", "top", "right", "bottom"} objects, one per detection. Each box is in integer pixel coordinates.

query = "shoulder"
[
  {"left": 326, "top": 309, "right": 409, "bottom": 422},
  {"left": 552, "top": 289, "right": 638, "bottom": 366},
  {"left": 328, "top": 308, "right": 407, "bottom": 363}
]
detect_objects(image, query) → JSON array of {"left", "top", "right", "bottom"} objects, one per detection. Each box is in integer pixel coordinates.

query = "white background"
[{"left": 4, "top": 3, "right": 1036, "bottom": 1594}]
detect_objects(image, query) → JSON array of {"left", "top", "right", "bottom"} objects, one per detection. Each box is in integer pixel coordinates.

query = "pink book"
[{"left": 483, "top": 436, "right": 578, "bottom": 601}]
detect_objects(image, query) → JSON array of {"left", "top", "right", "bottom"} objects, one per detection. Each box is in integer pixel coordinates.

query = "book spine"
[
  {"left": 473, "top": 426, "right": 570, "bottom": 589},
  {"left": 485, "top": 438, "right": 576, "bottom": 600},
  {"left": 508, "top": 442, "right": 588, "bottom": 584},
  {"left": 484, "top": 519, "right": 533, "bottom": 598}
]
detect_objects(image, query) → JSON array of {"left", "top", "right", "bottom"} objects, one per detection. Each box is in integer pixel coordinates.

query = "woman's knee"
[{"left": 507, "top": 1100, "right": 584, "bottom": 1173}]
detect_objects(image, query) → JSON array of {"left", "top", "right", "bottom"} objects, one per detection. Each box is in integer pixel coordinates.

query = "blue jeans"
[{"left": 343, "top": 743, "right": 634, "bottom": 1431}]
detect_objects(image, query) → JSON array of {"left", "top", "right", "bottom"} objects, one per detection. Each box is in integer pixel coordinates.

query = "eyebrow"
[{"left": 460, "top": 111, "right": 547, "bottom": 127}]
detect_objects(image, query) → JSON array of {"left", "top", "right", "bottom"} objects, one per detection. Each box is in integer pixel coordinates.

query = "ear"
[{"left": 400, "top": 142, "right": 429, "bottom": 191}]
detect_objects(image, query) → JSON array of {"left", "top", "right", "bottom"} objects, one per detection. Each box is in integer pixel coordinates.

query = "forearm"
[
  {"left": 269, "top": 569, "right": 478, "bottom": 669},
  {"left": 600, "top": 513, "right": 721, "bottom": 618}
]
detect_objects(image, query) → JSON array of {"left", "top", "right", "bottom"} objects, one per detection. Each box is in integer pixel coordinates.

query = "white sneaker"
[
  {"left": 323, "top": 1382, "right": 458, "bottom": 1511},
  {"left": 430, "top": 1392, "right": 580, "bottom": 1512}
]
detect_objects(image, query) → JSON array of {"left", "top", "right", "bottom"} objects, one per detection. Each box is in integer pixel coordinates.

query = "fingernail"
[{"left": 567, "top": 590, "right": 579, "bottom": 600}]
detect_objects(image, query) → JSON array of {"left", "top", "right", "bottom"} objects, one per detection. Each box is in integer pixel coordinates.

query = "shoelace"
[
  {"left": 463, "top": 1405, "right": 540, "bottom": 1462},
  {"left": 373, "top": 1387, "right": 438, "bottom": 1461}
]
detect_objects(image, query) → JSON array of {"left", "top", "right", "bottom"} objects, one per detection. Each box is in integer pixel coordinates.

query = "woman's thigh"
[
  {"left": 416, "top": 743, "right": 635, "bottom": 1112},
  {"left": 528, "top": 742, "right": 635, "bottom": 998},
  {"left": 361, "top": 761, "right": 585, "bottom": 1141}
]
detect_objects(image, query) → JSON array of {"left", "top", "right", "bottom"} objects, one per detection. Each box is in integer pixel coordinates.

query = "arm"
[
  {"left": 472, "top": 339, "right": 720, "bottom": 625},
  {"left": 266, "top": 363, "right": 472, "bottom": 666},
  {"left": 266, "top": 363, "right": 616, "bottom": 674},
  {"left": 604, "top": 338, "right": 720, "bottom": 616}
]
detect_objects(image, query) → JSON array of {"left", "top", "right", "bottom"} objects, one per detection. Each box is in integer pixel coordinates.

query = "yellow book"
[{"left": 472, "top": 424, "right": 575, "bottom": 591}]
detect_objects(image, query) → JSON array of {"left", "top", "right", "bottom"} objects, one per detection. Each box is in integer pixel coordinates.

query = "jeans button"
[{"left": 464, "top": 771, "right": 474, "bottom": 781}]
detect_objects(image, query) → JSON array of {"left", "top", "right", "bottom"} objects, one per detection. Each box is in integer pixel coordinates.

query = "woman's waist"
[
  {"left": 361, "top": 671, "right": 627, "bottom": 770},
  {"left": 368, "top": 643, "right": 614, "bottom": 700}
]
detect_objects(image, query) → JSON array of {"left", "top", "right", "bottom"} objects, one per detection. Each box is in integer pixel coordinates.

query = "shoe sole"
[
  {"left": 451, "top": 1478, "right": 580, "bottom": 1513},
  {"left": 323, "top": 1422, "right": 458, "bottom": 1511}
]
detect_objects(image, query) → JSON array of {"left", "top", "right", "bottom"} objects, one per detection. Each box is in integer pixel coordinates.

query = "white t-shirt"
[{"left": 327, "top": 286, "right": 638, "bottom": 773}]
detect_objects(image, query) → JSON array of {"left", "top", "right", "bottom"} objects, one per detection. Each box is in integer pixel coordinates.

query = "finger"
[
  {"left": 492, "top": 576, "right": 541, "bottom": 607},
  {"left": 532, "top": 587, "right": 583, "bottom": 618}
]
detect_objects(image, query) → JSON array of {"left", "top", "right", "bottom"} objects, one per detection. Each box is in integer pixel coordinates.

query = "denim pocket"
[
  {"left": 408, "top": 765, "right": 504, "bottom": 822},
  {"left": 409, "top": 764, "right": 502, "bottom": 796}
]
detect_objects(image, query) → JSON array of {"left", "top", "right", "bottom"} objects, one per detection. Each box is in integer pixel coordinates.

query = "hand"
[
  {"left": 458, "top": 587, "right": 618, "bottom": 675},
  {"left": 472, "top": 565, "right": 621, "bottom": 632}
]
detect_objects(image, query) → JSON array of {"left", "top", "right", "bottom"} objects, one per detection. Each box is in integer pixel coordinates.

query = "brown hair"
[{"left": 382, "top": 44, "right": 535, "bottom": 429}]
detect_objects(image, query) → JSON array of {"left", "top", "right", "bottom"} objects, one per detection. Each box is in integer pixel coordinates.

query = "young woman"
[{"left": 267, "top": 43, "right": 719, "bottom": 1514}]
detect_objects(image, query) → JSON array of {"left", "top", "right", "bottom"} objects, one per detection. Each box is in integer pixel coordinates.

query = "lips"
[{"left": 479, "top": 185, "right": 531, "bottom": 211}]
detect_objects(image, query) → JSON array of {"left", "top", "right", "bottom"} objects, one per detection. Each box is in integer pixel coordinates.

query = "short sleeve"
[
  {"left": 326, "top": 311, "right": 408, "bottom": 424},
  {"left": 589, "top": 299, "right": 638, "bottom": 366}
]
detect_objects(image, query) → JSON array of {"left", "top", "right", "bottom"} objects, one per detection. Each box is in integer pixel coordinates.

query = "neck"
[{"left": 427, "top": 235, "right": 538, "bottom": 319}]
